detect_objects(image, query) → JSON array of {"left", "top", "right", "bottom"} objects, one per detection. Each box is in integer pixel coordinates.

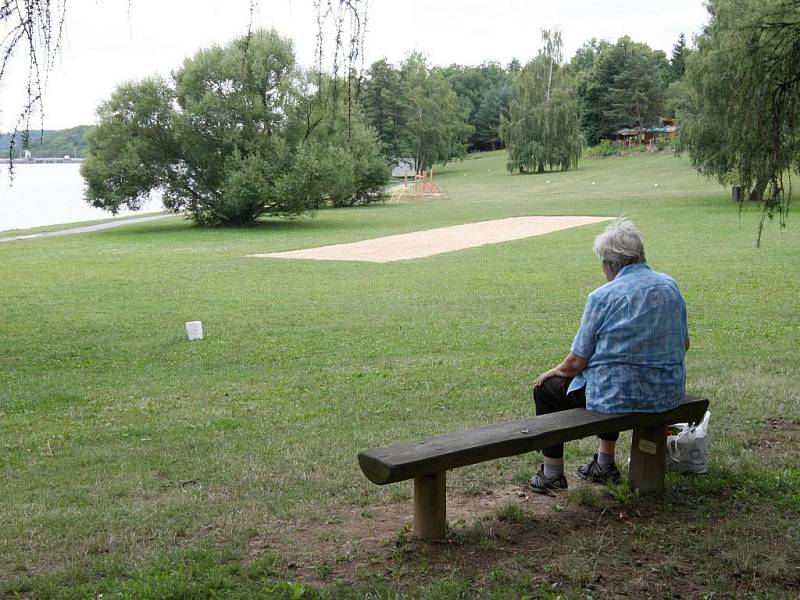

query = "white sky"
[{"left": 0, "top": 0, "right": 710, "bottom": 130}]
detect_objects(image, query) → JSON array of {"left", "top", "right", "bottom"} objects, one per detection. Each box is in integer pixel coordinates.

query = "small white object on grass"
[
  {"left": 654, "top": 183, "right": 659, "bottom": 187},
  {"left": 592, "top": 181, "right": 596, "bottom": 185},
  {"left": 186, "top": 320, "right": 204, "bottom": 341},
  {"left": 546, "top": 180, "right": 550, "bottom": 184}
]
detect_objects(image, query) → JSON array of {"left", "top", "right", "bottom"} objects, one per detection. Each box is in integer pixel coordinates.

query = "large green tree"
[
  {"left": 360, "top": 54, "right": 472, "bottom": 171},
  {"left": 401, "top": 54, "right": 473, "bottom": 171},
  {"left": 82, "top": 30, "right": 387, "bottom": 226},
  {"left": 577, "top": 37, "right": 671, "bottom": 145},
  {"left": 359, "top": 59, "right": 407, "bottom": 159},
  {"left": 678, "top": 0, "right": 799, "bottom": 231},
  {"left": 286, "top": 74, "right": 389, "bottom": 209},
  {"left": 500, "top": 29, "right": 582, "bottom": 174},
  {"left": 439, "top": 62, "right": 511, "bottom": 151}
]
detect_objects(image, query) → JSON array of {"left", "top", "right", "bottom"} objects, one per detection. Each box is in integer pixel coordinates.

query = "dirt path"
[
  {"left": 249, "top": 216, "right": 611, "bottom": 263},
  {"left": 0, "top": 213, "right": 172, "bottom": 243}
]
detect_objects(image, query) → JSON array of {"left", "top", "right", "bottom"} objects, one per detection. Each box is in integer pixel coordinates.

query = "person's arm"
[
  {"left": 535, "top": 353, "right": 588, "bottom": 387},
  {"left": 535, "top": 291, "right": 597, "bottom": 388}
]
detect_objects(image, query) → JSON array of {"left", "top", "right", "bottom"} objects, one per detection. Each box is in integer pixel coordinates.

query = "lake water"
[{"left": 0, "top": 163, "right": 163, "bottom": 232}]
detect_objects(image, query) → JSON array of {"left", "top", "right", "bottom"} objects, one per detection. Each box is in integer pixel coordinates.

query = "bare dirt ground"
[
  {"left": 246, "top": 480, "right": 663, "bottom": 596},
  {"left": 247, "top": 483, "right": 562, "bottom": 586},
  {"left": 249, "top": 216, "right": 612, "bottom": 263},
  {"left": 246, "top": 480, "right": 780, "bottom": 598}
]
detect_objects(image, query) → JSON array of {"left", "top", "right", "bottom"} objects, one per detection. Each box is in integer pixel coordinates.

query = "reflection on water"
[{"left": 0, "top": 163, "right": 163, "bottom": 232}]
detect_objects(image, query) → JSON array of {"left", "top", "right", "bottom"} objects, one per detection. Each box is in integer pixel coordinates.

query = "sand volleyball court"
[{"left": 248, "top": 216, "right": 612, "bottom": 263}]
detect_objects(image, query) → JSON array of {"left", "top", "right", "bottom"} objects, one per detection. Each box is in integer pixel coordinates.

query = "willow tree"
[
  {"left": 678, "top": 0, "right": 799, "bottom": 239},
  {"left": 500, "top": 29, "right": 582, "bottom": 174}
]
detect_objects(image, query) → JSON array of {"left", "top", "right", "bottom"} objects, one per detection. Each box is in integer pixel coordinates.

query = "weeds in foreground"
[
  {"left": 495, "top": 502, "right": 538, "bottom": 526},
  {"left": 606, "top": 481, "right": 640, "bottom": 509}
]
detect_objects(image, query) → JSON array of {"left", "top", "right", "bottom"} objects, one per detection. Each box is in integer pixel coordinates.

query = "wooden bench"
[{"left": 358, "top": 395, "right": 709, "bottom": 540}]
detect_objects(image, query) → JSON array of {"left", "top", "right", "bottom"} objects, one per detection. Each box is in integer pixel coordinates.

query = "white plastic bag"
[{"left": 667, "top": 410, "right": 711, "bottom": 474}]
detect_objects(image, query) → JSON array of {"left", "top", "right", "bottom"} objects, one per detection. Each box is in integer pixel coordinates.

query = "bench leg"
[
  {"left": 628, "top": 425, "right": 667, "bottom": 493},
  {"left": 413, "top": 471, "right": 447, "bottom": 540}
]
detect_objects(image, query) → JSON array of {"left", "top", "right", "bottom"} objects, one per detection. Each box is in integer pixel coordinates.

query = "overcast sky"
[{"left": 0, "top": 0, "right": 711, "bottom": 131}]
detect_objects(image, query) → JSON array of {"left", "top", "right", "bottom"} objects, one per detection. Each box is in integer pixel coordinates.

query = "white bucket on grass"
[{"left": 186, "top": 320, "right": 204, "bottom": 341}]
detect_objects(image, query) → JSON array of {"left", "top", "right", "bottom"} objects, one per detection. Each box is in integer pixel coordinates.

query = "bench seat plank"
[{"left": 359, "top": 396, "right": 708, "bottom": 485}]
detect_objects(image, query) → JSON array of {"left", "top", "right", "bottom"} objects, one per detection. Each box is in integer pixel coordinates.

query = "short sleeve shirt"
[{"left": 568, "top": 263, "right": 688, "bottom": 413}]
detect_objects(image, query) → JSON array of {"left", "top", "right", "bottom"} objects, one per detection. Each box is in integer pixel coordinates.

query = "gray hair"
[{"left": 593, "top": 218, "right": 646, "bottom": 271}]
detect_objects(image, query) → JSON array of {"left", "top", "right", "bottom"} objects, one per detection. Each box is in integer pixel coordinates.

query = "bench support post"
[
  {"left": 628, "top": 425, "right": 667, "bottom": 493},
  {"left": 413, "top": 471, "right": 446, "bottom": 540}
]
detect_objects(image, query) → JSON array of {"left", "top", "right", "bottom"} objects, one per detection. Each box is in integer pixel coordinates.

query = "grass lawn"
[{"left": 1, "top": 151, "right": 798, "bottom": 599}]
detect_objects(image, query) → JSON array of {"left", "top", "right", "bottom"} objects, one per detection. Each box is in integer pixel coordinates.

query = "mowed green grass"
[{"left": 1, "top": 151, "right": 799, "bottom": 598}]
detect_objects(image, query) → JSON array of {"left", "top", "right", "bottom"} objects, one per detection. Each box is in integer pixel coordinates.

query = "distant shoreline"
[{"left": 0, "top": 158, "right": 84, "bottom": 164}]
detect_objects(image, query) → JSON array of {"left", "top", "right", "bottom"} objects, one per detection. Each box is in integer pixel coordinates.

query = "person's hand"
[
  {"left": 534, "top": 369, "right": 556, "bottom": 388},
  {"left": 534, "top": 354, "right": 587, "bottom": 388}
]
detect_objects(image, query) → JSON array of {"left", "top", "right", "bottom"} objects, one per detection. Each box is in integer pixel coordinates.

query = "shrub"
[{"left": 584, "top": 138, "right": 617, "bottom": 158}]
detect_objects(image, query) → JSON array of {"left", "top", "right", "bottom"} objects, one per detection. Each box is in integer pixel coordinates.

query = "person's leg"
[
  {"left": 531, "top": 378, "right": 585, "bottom": 492},
  {"left": 597, "top": 435, "right": 619, "bottom": 466},
  {"left": 534, "top": 376, "right": 585, "bottom": 464}
]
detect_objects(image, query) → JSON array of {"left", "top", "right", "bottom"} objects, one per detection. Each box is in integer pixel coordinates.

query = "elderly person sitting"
[{"left": 529, "top": 218, "right": 690, "bottom": 493}]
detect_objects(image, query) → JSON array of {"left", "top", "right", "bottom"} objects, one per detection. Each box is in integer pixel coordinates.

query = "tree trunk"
[{"left": 749, "top": 177, "right": 768, "bottom": 202}]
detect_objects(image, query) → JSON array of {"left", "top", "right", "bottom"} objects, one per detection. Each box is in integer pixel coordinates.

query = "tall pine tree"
[{"left": 671, "top": 33, "right": 689, "bottom": 79}]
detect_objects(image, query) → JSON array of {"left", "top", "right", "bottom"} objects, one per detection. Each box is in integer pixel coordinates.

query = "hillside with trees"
[
  {"left": 0, "top": 126, "right": 92, "bottom": 158},
  {"left": 357, "top": 32, "right": 687, "bottom": 171}
]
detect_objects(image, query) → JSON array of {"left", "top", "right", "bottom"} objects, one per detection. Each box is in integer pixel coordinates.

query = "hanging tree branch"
[
  {"left": 748, "top": 0, "right": 799, "bottom": 237},
  {"left": 312, "top": 0, "right": 369, "bottom": 136},
  {"left": 1, "top": 0, "right": 68, "bottom": 168}
]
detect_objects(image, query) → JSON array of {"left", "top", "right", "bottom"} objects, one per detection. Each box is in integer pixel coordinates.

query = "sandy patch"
[{"left": 248, "top": 216, "right": 611, "bottom": 263}]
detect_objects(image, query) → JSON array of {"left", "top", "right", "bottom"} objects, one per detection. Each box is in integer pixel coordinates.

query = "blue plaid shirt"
[{"left": 568, "top": 263, "right": 688, "bottom": 413}]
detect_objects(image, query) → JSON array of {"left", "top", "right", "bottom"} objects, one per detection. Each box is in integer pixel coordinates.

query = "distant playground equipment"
[{"left": 388, "top": 167, "right": 450, "bottom": 203}]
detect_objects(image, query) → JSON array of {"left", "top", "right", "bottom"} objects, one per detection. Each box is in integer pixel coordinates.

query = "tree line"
[
  {"left": 359, "top": 31, "right": 688, "bottom": 167},
  {"left": 7, "top": 30, "right": 683, "bottom": 175},
  {"left": 77, "top": 0, "right": 797, "bottom": 228}
]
